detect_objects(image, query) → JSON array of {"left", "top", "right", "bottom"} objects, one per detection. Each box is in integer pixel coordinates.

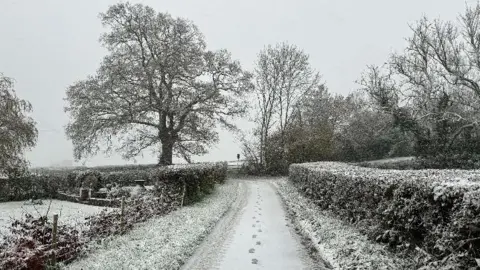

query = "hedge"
[
  {"left": 289, "top": 162, "right": 480, "bottom": 269},
  {"left": 0, "top": 175, "right": 61, "bottom": 202},
  {"left": 0, "top": 162, "right": 228, "bottom": 269},
  {"left": 0, "top": 162, "right": 228, "bottom": 203},
  {"left": 149, "top": 162, "right": 227, "bottom": 206}
]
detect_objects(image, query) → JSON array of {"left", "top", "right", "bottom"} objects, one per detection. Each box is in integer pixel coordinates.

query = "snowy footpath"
[
  {"left": 182, "top": 179, "right": 328, "bottom": 270},
  {"left": 65, "top": 178, "right": 329, "bottom": 269},
  {"left": 67, "top": 181, "right": 241, "bottom": 270}
]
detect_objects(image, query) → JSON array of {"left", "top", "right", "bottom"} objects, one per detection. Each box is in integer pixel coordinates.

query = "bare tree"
[
  {"left": 65, "top": 3, "right": 252, "bottom": 165},
  {"left": 0, "top": 74, "right": 38, "bottom": 176},
  {"left": 359, "top": 7, "right": 480, "bottom": 159},
  {"left": 253, "top": 42, "right": 320, "bottom": 169}
]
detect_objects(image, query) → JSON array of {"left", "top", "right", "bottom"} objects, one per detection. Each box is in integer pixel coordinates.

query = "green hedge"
[{"left": 289, "top": 162, "right": 480, "bottom": 269}]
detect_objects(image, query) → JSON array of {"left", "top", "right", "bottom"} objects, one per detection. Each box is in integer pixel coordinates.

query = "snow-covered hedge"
[
  {"left": 0, "top": 162, "right": 228, "bottom": 269},
  {"left": 65, "top": 162, "right": 228, "bottom": 197},
  {"left": 0, "top": 162, "right": 228, "bottom": 203},
  {"left": 149, "top": 162, "right": 228, "bottom": 206},
  {"left": 289, "top": 162, "right": 480, "bottom": 269},
  {"left": 274, "top": 179, "right": 409, "bottom": 269}
]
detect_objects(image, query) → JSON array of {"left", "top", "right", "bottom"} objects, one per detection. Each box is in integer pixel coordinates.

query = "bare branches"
[
  {"left": 358, "top": 4, "right": 480, "bottom": 159},
  {"left": 65, "top": 3, "right": 251, "bottom": 164},
  {"left": 358, "top": 65, "right": 399, "bottom": 113},
  {"left": 252, "top": 42, "right": 321, "bottom": 169}
]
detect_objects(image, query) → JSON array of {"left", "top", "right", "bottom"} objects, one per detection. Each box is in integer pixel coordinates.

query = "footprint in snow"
[
  {"left": 252, "top": 234, "right": 257, "bottom": 238},
  {"left": 252, "top": 258, "right": 259, "bottom": 264},
  {"left": 249, "top": 248, "right": 255, "bottom": 253},
  {"left": 256, "top": 241, "right": 261, "bottom": 245}
]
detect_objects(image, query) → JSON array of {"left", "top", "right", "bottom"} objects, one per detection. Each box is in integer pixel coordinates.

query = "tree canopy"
[
  {"left": 359, "top": 4, "right": 480, "bottom": 165},
  {"left": 65, "top": 3, "right": 252, "bottom": 165},
  {"left": 0, "top": 74, "right": 37, "bottom": 176},
  {"left": 252, "top": 42, "right": 320, "bottom": 171}
]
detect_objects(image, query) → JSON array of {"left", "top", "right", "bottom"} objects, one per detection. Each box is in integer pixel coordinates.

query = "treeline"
[
  {"left": 2, "top": 2, "right": 480, "bottom": 176},
  {"left": 243, "top": 4, "right": 480, "bottom": 174},
  {"left": 242, "top": 81, "right": 413, "bottom": 175}
]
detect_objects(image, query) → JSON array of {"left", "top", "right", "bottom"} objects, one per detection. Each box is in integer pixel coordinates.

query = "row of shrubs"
[
  {"left": 0, "top": 162, "right": 228, "bottom": 202},
  {"left": 0, "top": 162, "right": 228, "bottom": 269},
  {"left": 289, "top": 162, "right": 480, "bottom": 269},
  {"left": 0, "top": 175, "right": 62, "bottom": 202}
]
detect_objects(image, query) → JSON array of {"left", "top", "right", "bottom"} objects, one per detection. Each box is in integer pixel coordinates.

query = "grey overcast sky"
[{"left": 0, "top": 0, "right": 471, "bottom": 167}]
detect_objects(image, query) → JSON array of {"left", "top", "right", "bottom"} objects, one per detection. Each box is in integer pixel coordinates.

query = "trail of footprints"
[{"left": 250, "top": 185, "right": 263, "bottom": 265}]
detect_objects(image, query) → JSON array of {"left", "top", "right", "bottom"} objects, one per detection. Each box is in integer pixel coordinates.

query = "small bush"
[
  {"left": 106, "top": 186, "right": 131, "bottom": 199},
  {"left": 0, "top": 214, "right": 83, "bottom": 270},
  {"left": 76, "top": 170, "right": 102, "bottom": 191}
]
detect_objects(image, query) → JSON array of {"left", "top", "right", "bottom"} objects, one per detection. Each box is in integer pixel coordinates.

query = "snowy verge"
[
  {"left": 65, "top": 180, "right": 239, "bottom": 270},
  {"left": 273, "top": 179, "right": 412, "bottom": 270}
]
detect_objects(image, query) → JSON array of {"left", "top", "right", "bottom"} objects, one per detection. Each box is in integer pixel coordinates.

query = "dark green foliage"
[
  {"left": 0, "top": 174, "right": 61, "bottom": 202},
  {"left": 75, "top": 170, "right": 103, "bottom": 191},
  {"left": 290, "top": 162, "right": 480, "bottom": 269}
]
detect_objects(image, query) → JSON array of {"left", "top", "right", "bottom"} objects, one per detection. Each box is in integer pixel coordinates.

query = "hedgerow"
[
  {"left": 0, "top": 175, "right": 61, "bottom": 202},
  {"left": 0, "top": 162, "right": 228, "bottom": 202},
  {"left": 0, "top": 162, "right": 228, "bottom": 269},
  {"left": 289, "top": 162, "right": 480, "bottom": 269}
]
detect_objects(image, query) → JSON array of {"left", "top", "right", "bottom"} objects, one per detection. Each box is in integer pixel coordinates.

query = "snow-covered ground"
[
  {"left": 182, "top": 178, "right": 326, "bottom": 270},
  {"left": 273, "top": 179, "right": 411, "bottom": 269},
  {"left": 66, "top": 180, "right": 240, "bottom": 270},
  {"left": 0, "top": 199, "right": 112, "bottom": 242}
]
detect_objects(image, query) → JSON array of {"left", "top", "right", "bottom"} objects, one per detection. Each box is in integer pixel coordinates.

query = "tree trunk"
[{"left": 159, "top": 139, "right": 174, "bottom": 165}]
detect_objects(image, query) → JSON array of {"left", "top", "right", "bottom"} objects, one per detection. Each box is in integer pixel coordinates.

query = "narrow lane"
[{"left": 182, "top": 179, "right": 321, "bottom": 270}]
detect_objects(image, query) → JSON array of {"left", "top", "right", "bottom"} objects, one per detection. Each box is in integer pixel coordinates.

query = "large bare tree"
[
  {"left": 253, "top": 42, "right": 320, "bottom": 168},
  {"left": 65, "top": 3, "right": 252, "bottom": 165},
  {"left": 0, "top": 74, "right": 37, "bottom": 176}
]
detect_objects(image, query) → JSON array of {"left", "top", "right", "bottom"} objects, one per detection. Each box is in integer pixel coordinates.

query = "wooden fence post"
[
  {"left": 52, "top": 214, "right": 58, "bottom": 265},
  {"left": 120, "top": 196, "right": 125, "bottom": 233},
  {"left": 180, "top": 179, "right": 187, "bottom": 207}
]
